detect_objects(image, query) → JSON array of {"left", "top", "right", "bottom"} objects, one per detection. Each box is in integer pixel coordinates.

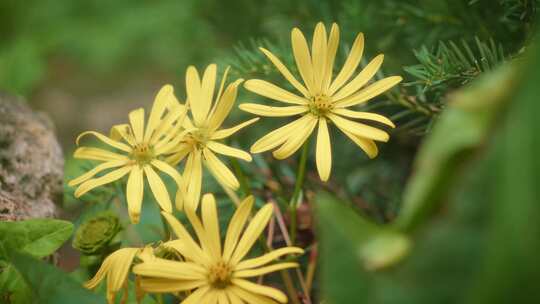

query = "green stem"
[
  {"left": 231, "top": 158, "right": 251, "bottom": 197},
  {"left": 289, "top": 141, "right": 309, "bottom": 245}
]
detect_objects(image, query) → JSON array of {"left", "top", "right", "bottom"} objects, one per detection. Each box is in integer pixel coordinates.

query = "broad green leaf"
[
  {"left": 0, "top": 219, "right": 74, "bottom": 258},
  {"left": 0, "top": 261, "right": 31, "bottom": 304}
]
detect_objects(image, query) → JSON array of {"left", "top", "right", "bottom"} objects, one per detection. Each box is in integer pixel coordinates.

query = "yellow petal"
[
  {"left": 332, "top": 108, "right": 395, "bottom": 128},
  {"left": 68, "top": 160, "right": 128, "bottom": 187},
  {"left": 335, "top": 125, "right": 379, "bottom": 158},
  {"left": 215, "top": 66, "right": 231, "bottom": 106},
  {"left": 322, "top": 23, "right": 340, "bottom": 91},
  {"left": 143, "top": 166, "right": 172, "bottom": 213},
  {"left": 217, "top": 291, "right": 229, "bottom": 304},
  {"left": 236, "top": 247, "right": 304, "bottom": 270},
  {"left": 223, "top": 196, "right": 254, "bottom": 262},
  {"left": 244, "top": 79, "right": 308, "bottom": 105},
  {"left": 110, "top": 124, "right": 135, "bottom": 146},
  {"left": 126, "top": 166, "right": 144, "bottom": 224},
  {"left": 151, "top": 159, "right": 186, "bottom": 210},
  {"left": 201, "top": 194, "right": 222, "bottom": 257},
  {"left": 76, "top": 131, "right": 132, "bottom": 153},
  {"left": 132, "top": 259, "right": 206, "bottom": 280},
  {"left": 207, "top": 79, "right": 243, "bottom": 132},
  {"left": 161, "top": 212, "right": 211, "bottom": 264},
  {"left": 259, "top": 47, "right": 309, "bottom": 97},
  {"left": 272, "top": 115, "right": 317, "bottom": 160},
  {"left": 106, "top": 248, "right": 140, "bottom": 296},
  {"left": 151, "top": 103, "right": 188, "bottom": 147},
  {"left": 311, "top": 22, "right": 328, "bottom": 92},
  {"left": 239, "top": 103, "right": 307, "bottom": 117},
  {"left": 291, "top": 27, "right": 315, "bottom": 95},
  {"left": 229, "top": 285, "right": 280, "bottom": 304},
  {"left": 203, "top": 148, "right": 240, "bottom": 190},
  {"left": 186, "top": 66, "right": 204, "bottom": 125},
  {"left": 184, "top": 151, "right": 203, "bottom": 210},
  {"left": 184, "top": 202, "right": 220, "bottom": 260},
  {"left": 84, "top": 254, "right": 114, "bottom": 289},
  {"left": 200, "top": 64, "right": 218, "bottom": 124},
  {"left": 144, "top": 84, "right": 178, "bottom": 142},
  {"left": 249, "top": 115, "right": 312, "bottom": 154},
  {"left": 183, "top": 286, "right": 211, "bottom": 304},
  {"left": 234, "top": 262, "right": 299, "bottom": 278},
  {"left": 73, "top": 147, "right": 127, "bottom": 161},
  {"left": 327, "top": 113, "right": 389, "bottom": 142},
  {"left": 165, "top": 143, "right": 191, "bottom": 166},
  {"left": 334, "top": 76, "right": 403, "bottom": 108},
  {"left": 129, "top": 108, "right": 145, "bottom": 143},
  {"left": 328, "top": 32, "right": 364, "bottom": 95},
  {"left": 230, "top": 203, "right": 273, "bottom": 265},
  {"left": 207, "top": 141, "right": 252, "bottom": 162},
  {"left": 332, "top": 54, "right": 385, "bottom": 100},
  {"left": 211, "top": 118, "right": 259, "bottom": 140},
  {"left": 225, "top": 288, "right": 245, "bottom": 304},
  {"left": 139, "top": 278, "right": 205, "bottom": 293},
  {"left": 74, "top": 166, "right": 132, "bottom": 198},
  {"left": 316, "top": 118, "right": 332, "bottom": 181},
  {"left": 231, "top": 279, "right": 287, "bottom": 303}
]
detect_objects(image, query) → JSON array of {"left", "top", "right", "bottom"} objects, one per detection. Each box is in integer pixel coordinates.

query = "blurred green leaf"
[
  {"left": 0, "top": 219, "right": 73, "bottom": 259},
  {"left": 0, "top": 261, "right": 31, "bottom": 304}
]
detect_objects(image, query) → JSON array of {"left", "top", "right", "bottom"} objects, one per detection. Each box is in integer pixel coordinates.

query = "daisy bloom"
[
  {"left": 240, "top": 22, "right": 402, "bottom": 181},
  {"left": 69, "top": 85, "right": 188, "bottom": 223},
  {"left": 166, "top": 64, "right": 258, "bottom": 210},
  {"left": 133, "top": 194, "right": 304, "bottom": 303}
]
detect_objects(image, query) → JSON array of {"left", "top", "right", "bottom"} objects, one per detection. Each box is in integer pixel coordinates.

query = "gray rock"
[{"left": 0, "top": 93, "right": 63, "bottom": 221}]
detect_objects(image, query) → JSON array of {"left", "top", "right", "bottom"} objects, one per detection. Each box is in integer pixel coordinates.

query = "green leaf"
[
  {"left": 0, "top": 219, "right": 74, "bottom": 258},
  {"left": 0, "top": 261, "right": 31, "bottom": 304}
]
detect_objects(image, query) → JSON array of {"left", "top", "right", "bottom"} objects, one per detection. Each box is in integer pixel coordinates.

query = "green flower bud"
[{"left": 72, "top": 212, "right": 121, "bottom": 255}]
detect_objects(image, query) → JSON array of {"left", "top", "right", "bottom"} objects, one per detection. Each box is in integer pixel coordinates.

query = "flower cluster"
[{"left": 72, "top": 22, "right": 401, "bottom": 304}]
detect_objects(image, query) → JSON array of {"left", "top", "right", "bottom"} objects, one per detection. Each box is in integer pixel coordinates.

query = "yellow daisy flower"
[
  {"left": 84, "top": 247, "right": 152, "bottom": 304},
  {"left": 69, "top": 85, "right": 188, "bottom": 223},
  {"left": 167, "top": 65, "right": 258, "bottom": 210},
  {"left": 240, "top": 22, "right": 403, "bottom": 181},
  {"left": 133, "top": 194, "right": 304, "bottom": 303}
]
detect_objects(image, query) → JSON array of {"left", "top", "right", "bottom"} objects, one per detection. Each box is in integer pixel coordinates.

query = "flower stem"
[{"left": 289, "top": 140, "right": 309, "bottom": 245}]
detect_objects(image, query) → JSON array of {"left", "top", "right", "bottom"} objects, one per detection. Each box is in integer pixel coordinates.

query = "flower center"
[
  {"left": 309, "top": 94, "right": 333, "bottom": 116},
  {"left": 184, "top": 128, "right": 209, "bottom": 150},
  {"left": 130, "top": 143, "right": 154, "bottom": 166},
  {"left": 208, "top": 261, "right": 232, "bottom": 289}
]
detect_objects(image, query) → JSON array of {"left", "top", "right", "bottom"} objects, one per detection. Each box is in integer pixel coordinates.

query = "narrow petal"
[
  {"left": 143, "top": 166, "right": 173, "bottom": 213},
  {"left": 272, "top": 115, "right": 317, "bottom": 160},
  {"left": 328, "top": 32, "right": 365, "bottom": 95},
  {"left": 144, "top": 84, "right": 178, "bottom": 142},
  {"left": 334, "top": 76, "right": 403, "bottom": 108},
  {"left": 201, "top": 194, "right": 222, "bottom": 257},
  {"left": 249, "top": 115, "right": 311, "bottom": 154},
  {"left": 244, "top": 79, "right": 308, "bottom": 105},
  {"left": 199, "top": 64, "right": 218, "bottom": 124},
  {"left": 311, "top": 22, "right": 328, "bottom": 92},
  {"left": 229, "top": 286, "right": 280, "bottom": 304},
  {"left": 150, "top": 103, "right": 188, "bottom": 146},
  {"left": 201, "top": 290, "right": 220, "bottom": 304},
  {"left": 322, "top": 23, "right": 340, "bottom": 91},
  {"left": 165, "top": 143, "right": 191, "bottom": 166},
  {"left": 291, "top": 27, "right": 315, "bottom": 95},
  {"left": 230, "top": 203, "right": 273, "bottom": 265},
  {"left": 74, "top": 166, "right": 132, "bottom": 198},
  {"left": 69, "top": 160, "right": 128, "bottom": 187},
  {"left": 234, "top": 262, "right": 299, "bottom": 278},
  {"left": 84, "top": 254, "right": 114, "bottom": 289},
  {"left": 139, "top": 278, "right": 205, "bottom": 293},
  {"left": 239, "top": 103, "right": 307, "bottom": 117},
  {"left": 332, "top": 54, "right": 385, "bottom": 100},
  {"left": 332, "top": 108, "right": 395, "bottom": 127},
  {"left": 203, "top": 148, "right": 240, "bottom": 190},
  {"left": 225, "top": 288, "right": 245, "bottom": 304},
  {"left": 106, "top": 248, "right": 140, "bottom": 296},
  {"left": 217, "top": 291, "right": 230, "bottom": 304},
  {"left": 73, "top": 147, "right": 127, "bottom": 161},
  {"left": 151, "top": 159, "right": 186, "bottom": 210},
  {"left": 231, "top": 279, "right": 287, "bottom": 303},
  {"left": 161, "top": 212, "right": 211, "bottom": 264},
  {"left": 183, "top": 286, "right": 211, "bottom": 304},
  {"left": 132, "top": 259, "right": 206, "bottom": 280},
  {"left": 76, "top": 131, "right": 132, "bottom": 153},
  {"left": 316, "top": 118, "right": 332, "bottom": 181},
  {"left": 223, "top": 196, "right": 254, "bottom": 262},
  {"left": 259, "top": 47, "right": 309, "bottom": 97},
  {"left": 186, "top": 66, "right": 204, "bottom": 125},
  {"left": 184, "top": 151, "right": 203, "bottom": 210},
  {"left": 211, "top": 118, "right": 259, "bottom": 140},
  {"left": 216, "top": 66, "right": 231, "bottom": 105},
  {"left": 184, "top": 201, "right": 220, "bottom": 260},
  {"left": 207, "top": 141, "right": 252, "bottom": 162},
  {"left": 110, "top": 124, "right": 135, "bottom": 146},
  {"left": 236, "top": 247, "right": 304, "bottom": 270},
  {"left": 334, "top": 125, "right": 379, "bottom": 159},
  {"left": 208, "top": 79, "right": 243, "bottom": 132},
  {"left": 129, "top": 108, "right": 145, "bottom": 143},
  {"left": 126, "top": 166, "right": 144, "bottom": 224},
  {"left": 327, "top": 113, "right": 389, "bottom": 142}
]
